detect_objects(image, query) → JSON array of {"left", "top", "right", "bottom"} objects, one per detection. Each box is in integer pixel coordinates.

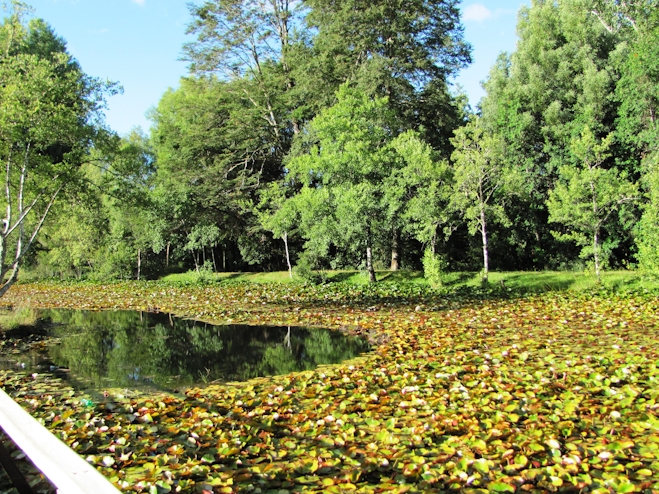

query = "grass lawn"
[
  {"left": 1, "top": 278, "right": 659, "bottom": 493},
  {"left": 160, "top": 268, "right": 659, "bottom": 293}
]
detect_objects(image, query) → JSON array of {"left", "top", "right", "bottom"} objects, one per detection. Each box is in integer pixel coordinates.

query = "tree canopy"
[
  {"left": 16, "top": 0, "right": 659, "bottom": 283},
  {"left": 0, "top": 4, "right": 117, "bottom": 294}
]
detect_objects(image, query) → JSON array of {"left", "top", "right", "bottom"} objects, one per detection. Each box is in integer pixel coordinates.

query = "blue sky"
[{"left": 26, "top": 0, "right": 528, "bottom": 136}]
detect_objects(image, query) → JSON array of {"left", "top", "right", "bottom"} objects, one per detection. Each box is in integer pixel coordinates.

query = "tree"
[
  {"left": 450, "top": 118, "right": 519, "bottom": 283},
  {"left": 615, "top": 8, "right": 659, "bottom": 156},
  {"left": 287, "top": 85, "right": 432, "bottom": 282},
  {"left": 254, "top": 181, "right": 299, "bottom": 278},
  {"left": 479, "top": 0, "right": 627, "bottom": 269},
  {"left": 0, "top": 5, "right": 116, "bottom": 296},
  {"left": 184, "top": 0, "right": 308, "bottom": 134},
  {"left": 304, "top": 0, "right": 471, "bottom": 152},
  {"left": 36, "top": 193, "right": 107, "bottom": 279},
  {"left": 388, "top": 131, "right": 454, "bottom": 254},
  {"left": 589, "top": 0, "right": 656, "bottom": 33},
  {"left": 635, "top": 155, "right": 659, "bottom": 271},
  {"left": 547, "top": 126, "right": 638, "bottom": 279},
  {"left": 149, "top": 77, "right": 281, "bottom": 271}
]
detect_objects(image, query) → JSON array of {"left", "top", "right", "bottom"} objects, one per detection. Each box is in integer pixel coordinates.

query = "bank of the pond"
[
  {"left": 0, "top": 282, "right": 658, "bottom": 493},
  {"left": 157, "top": 269, "right": 659, "bottom": 294}
]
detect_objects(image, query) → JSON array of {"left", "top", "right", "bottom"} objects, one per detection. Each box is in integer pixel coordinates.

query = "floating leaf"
[{"left": 487, "top": 481, "right": 515, "bottom": 492}]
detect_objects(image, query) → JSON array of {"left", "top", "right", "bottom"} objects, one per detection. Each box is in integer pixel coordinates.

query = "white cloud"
[
  {"left": 462, "top": 4, "right": 492, "bottom": 22},
  {"left": 132, "top": 0, "right": 145, "bottom": 6}
]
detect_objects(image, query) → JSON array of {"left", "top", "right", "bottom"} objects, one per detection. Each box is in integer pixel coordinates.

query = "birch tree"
[
  {"left": 450, "top": 118, "right": 518, "bottom": 283},
  {"left": 0, "top": 7, "right": 115, "bottom": 296}
]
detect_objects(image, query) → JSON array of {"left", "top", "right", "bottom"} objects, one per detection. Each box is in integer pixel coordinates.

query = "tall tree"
[
  {"left": 285, "top": 85, "right": 434, "bottom": 282},
  {"left": 450, "top": 118, "right": 519, "bottom": 283},
  {"left": 0, "top": 5, "right": 116, "bottom": 295},
  {"left": 547, "top": 126, "right": 638, "bottom": 279},
  {"left": 184, "top": 0, "right": 308, "bottom": 135},
  {"left": 149, "top": 77, "right": 283, "bottom": 270},
  {"left": 304, "top": 0, "right": 471, "bottom": 151},
  {"left": 618, "top": 10, "right": 659, "bottom": 271},
  {"left": 480, "top": 0, "right": 625, "bottom": 268},
  {"left": 615, "top": 8, "right": 659, "bottom": 156},
  {"left": 635, "top": 156, "right": 659, "bottom": 271}
]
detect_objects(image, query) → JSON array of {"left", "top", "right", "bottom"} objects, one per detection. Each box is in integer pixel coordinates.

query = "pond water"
[{"left": 2, "top": 310, "right": 370, "bottom": 392}]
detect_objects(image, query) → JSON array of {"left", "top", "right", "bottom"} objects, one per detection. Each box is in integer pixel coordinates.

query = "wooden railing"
[{"left": 0, "top": 388, "right": 120, "bottom": 494}]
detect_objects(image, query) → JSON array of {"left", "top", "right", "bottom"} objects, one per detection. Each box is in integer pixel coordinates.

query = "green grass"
[{"left": 159, "top": 268, "right": 659, "bottom": 293}]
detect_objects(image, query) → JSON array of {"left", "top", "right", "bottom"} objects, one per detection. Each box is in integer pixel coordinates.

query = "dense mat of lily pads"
[{"left": 2, "top": 281, "right": 659, "bottom": 493}]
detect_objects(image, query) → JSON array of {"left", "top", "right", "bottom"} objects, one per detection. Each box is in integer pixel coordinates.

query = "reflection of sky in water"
[{"left": 8, "top": 310, "right": 369, "bottom": 393}]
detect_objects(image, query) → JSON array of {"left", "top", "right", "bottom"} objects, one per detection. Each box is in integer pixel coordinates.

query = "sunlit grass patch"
[{"left": 158, "top": 268, "right": 659, "bottom": 294}]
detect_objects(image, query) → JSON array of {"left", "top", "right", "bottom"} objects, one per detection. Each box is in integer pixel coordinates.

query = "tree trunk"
[
  {"left": 390, "top": 229, "right": 400, "bottom": 271},
  {"left": 480, "top": 207, "right": 489, "bottom": 284},
  {"left": 594, "top": 228, "right": 601, "bottom": 282},
  {"left": 137, "top": 248, "right": 141, "bottom": 281},
  {"left": 366, "top": 227, "right": 377, "bottom": 283},
  {"left": 211, "top": 248, "right": 217, "bottom": 272},
  {"left": 223, "top": 247, "right": 226, "bottom": 271},
  {"left": 591, "top": 179, "right": 601, "bottom": 283},
  {"left": 165, "top": 242, "right": 170, "bottom": 269},
  {"left": 283, "top": 232, "right": 292, "bottom": 278}
]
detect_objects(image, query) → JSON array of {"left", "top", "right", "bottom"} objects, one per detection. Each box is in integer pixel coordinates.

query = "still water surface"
[{"left": 10, "top": 310, "right": 370, "bottom": 392}]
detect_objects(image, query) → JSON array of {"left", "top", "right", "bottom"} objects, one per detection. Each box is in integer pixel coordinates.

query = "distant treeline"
[{"left": 18, "top": 0, "right": 659, "bottom": 282}]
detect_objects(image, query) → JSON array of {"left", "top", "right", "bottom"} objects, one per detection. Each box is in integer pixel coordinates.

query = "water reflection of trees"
[{"left": 42, "top": 310, "right": 369, "bottom": 391}]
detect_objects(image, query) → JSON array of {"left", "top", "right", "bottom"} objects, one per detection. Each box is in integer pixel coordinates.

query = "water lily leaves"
[
  {"left": 488, "top": 481, "right": 516, "bottom": 492},
  {"left": 3, "top": 283, "right": 659, "bottom": 492}
]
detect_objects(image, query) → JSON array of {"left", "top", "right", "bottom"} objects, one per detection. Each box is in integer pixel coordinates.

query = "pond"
[{"left": 1, "top": 309, "right": 370, "bottom": 393}]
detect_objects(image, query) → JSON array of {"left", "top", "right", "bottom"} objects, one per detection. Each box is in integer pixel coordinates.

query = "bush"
[
  {"left": 294, "top": 257, "right": 327, "bottom": 285},
  {"left": 422, "top": 249, "right": 444, "bottom": 288}
]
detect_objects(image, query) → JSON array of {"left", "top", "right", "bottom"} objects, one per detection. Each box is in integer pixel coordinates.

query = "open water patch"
[{"left": 0, "top": 309, "right": 370, "bottom": 392}]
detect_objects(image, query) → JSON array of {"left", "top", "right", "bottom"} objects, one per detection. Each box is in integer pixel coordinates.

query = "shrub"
[{"left": 422, "top": 249, "right": 444, "bottom": 288}]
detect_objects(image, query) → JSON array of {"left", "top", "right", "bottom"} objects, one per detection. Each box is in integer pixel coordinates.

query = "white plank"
[{"left": 0, "top": 388, "right": 120, "bottom": 494}]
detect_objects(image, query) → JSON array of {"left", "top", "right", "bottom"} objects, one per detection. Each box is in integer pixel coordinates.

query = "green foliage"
[
  {"left": 615, "top": 8, "right": 659, "bottom": 155},
  {"left": 389, "top": 131, "right": 454, "bottom": 249},
  {"left": 293, "top": 255, "right": 327, "bottom": 285},
  {"left": 285, "top": 85, "right": 401, "bottom": 281},
  {"left": 305, "top": 0, "right": 471, "bottom": 150},
  {"left": 547, "top": 126, "right": 638, "bottom": 278},
  {"left": 17, "top": 0, "right": 659, "bottom": 283},
  {"left": 479, "top": 0, "right": 626, "bottom": 268},
  {"left": 421, "top": 249, "right": 444, "bottom": 288},
  {"left": 0, "top": 6, "right": 117, "bottom": 295},
  {"left": 635, "top": 155, "right": 659, "bottom": 272}
]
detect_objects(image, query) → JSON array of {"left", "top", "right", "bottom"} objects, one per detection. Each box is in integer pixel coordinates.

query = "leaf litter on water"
[{"left": 1, "top": 281, "right": 659, "bottom": 492}]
